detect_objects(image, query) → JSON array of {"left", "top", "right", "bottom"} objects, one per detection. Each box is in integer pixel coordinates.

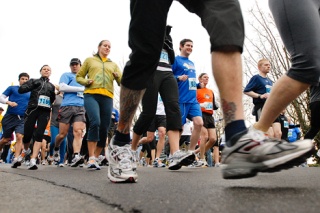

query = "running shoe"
[
  {"left": 41, "top": 160, "right": 46, "bottom": 165},
  {"left": 17, "top": 148, "right": 31, "bottom": 163},
  {"left": 96, "top": 155, "right": 107, "bottom": 166},
  {"left": 58, "top": 163, "right": 64, "bottom": 167},
  {"left": 221, "top": 127, "right": 314, "bottom": 179},
  {"left": 140, "top": 157, "right": 147, "bottom": 167},
  {"left": 106, "top": 137, "right": 137, "bottom": 183},
  {"left": 193, "top": 159, "right": 205, "bottom": 167},
  {"left": 28, "top": 158, "right": 38, "bottom": 170},
  {"left": 53, "top": 150, "right": 60, "bottom": 163},
  {"left": 11, "top": 158, "right": 21, "bottom": 168},
  {"left": 153, "top": 158, "right": 166, "bottom": 168},
  {"left": 87, "top": 157, "right": 101, "bottom": 170},
  {"left": 168, "top": 150, "right": 195, "bottom": 170},
  {"left": 70, "top": 154, "right": 84, "bottom": 167},
  {"left": 47, "top": 156, "right": 54, "bottom": 165}
]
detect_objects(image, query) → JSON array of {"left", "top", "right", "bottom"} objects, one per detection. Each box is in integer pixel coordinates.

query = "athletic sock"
[
  {"left": 113, "top": 130, "right": 131, "bottom": 146},
  {"left": 225, "top": 120, "right": 246, "bottom": 146}
]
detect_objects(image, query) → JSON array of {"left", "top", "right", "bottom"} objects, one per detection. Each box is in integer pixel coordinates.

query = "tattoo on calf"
[{"left": 222, "top": 99, "right": 236, "bottom": 125}]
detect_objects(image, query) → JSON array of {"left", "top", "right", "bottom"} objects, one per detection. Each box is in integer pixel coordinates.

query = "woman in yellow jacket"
[{"left": 76, "top": 40, "right": 122, "bottom": 169}]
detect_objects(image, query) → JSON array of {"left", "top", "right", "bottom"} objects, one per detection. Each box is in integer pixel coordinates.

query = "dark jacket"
[{"left": 18, "top": 77, "right": 55, "bottom": 110}]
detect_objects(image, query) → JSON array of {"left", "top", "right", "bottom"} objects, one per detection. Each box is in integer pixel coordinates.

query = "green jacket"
[{"left": 76, "top": 55, "right": 122, "bottom": 95}]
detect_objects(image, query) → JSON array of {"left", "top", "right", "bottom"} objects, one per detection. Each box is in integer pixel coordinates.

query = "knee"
[{"left": 73, "top": 129, "right": 83, "bottom": 138}]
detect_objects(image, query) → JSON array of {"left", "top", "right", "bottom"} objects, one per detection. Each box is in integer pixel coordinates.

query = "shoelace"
[{"left": 110, "top": 145, "right": 133, "bottom": 166}]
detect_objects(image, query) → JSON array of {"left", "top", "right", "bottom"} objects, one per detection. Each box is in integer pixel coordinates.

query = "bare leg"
[
  {"left": 14, "top": 134, "right": 23, "bottom": 158},
  {"left": 73, "top": 121, "right": 85, "bottom": 153},
  {"left": 212, "top": 51, "right": 244, "bottom": 125},
  {"left": 255, "top": 75, "right": 309, "bottom": 132},
  {"left": 189, "top": 116, "right": 203, "bottom": 150},
  {"left": 167, "top": 130, "right": 180, "bottom": 155},
  {"left": 155, "top": 127, "right": 166, "bottom": 160},
  {"left": 117, "top": 85, "right": 145, "bottom": 134},
  {"left": 31, "top": 141, "right": 42, "bottom": 160}
]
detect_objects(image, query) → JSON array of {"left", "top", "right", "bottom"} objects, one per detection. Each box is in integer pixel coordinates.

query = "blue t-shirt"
[
  {"left": 172, "top": 56, "right": 197, "bottom": 103},
  {"left": 59, "top": 72, "right": 84, "bottom": 107},
  {"left": 2, "top": 86, "right": 30, "bottom": 116},
  {"left": 244, "top": 74, "right": 273, "bottom": 105}
]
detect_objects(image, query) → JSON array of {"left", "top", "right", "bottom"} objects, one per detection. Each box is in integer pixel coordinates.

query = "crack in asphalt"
[{"left": 1, "top": 170, "right": 142, "bottom": 213}]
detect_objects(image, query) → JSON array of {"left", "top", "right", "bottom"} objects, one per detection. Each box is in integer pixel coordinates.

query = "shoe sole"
[
  {"left": 11, "top": 162, "right": 21, "bottom": 168},
  {"left": 107, "top": 166, "right": 137, "bottom": 183},
  {"left": 87, "top": 164, "right": 101, "bottom": 170},
  {"left": 168, "top": 163, "right": 182, "bottom": 170},
  {"left": 28, "top": 165, "right": 38, "bottom": 170},
  {"left": 168, "top": 153, "right": 196, "bottom": 170},
  {"left": 71, "top": 158, "right": 84, "bottom": 167},
  {"left": 180, "top": 153, "right": 196, "bottom": 166},
  {"left": 222, "top": 147, "right": 314, "bottom": 179}
]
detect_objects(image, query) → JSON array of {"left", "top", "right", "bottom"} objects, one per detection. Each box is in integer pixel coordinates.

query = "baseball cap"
[{"left": 70, "top": 58, "right": 81, "bottom": 65}]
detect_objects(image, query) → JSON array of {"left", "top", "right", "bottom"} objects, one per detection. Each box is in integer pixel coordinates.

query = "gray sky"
[{"left": 0, "top": 0, "right": 269, "bottom": 110}]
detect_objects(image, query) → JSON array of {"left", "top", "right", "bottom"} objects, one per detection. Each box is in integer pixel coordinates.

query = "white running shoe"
[
  {"left": 53, "top": 150, "right": 60, "bottom": 163},
  {"left": 70, "top": 154, "right": 84, "bottom": 167},
  {"left": 87, "top": 157, "right": 101, "bottom": 170},
  {"left": 168, "top": 150, "right": 195, "bottom": 170},
  {"left": 17, "top": 148, "right": 31, "bottom": 163},
  {"left": 106, "top": 137, "right": 137, "bottom": 183},
  {"left": 11, "top": 158, "right": 21, "bottom": 168},
  {"left": 221, "top": 127, "right": 314, "bottom": 179},
  {"left": 28, "top": 158, "right": 38, "bottom": 170}
]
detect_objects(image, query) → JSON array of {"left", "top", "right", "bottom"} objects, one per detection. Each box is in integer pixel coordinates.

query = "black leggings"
[
  {"left": 23, "top": 108, "right": 50, "bottom": 143},
  {"left": 304, "top": 101, "right": 320, "bottom": 139},
  {"left": 133, "top": 71, "right": 181, "bottom": 135}
]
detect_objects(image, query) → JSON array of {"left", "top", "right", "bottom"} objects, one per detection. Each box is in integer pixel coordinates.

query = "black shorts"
[
  {"left": 202, "top": 112, "right": 215, "bottom": 129},
  {"left": 148, "top": 115, "right": 166, "bottom": 132}
]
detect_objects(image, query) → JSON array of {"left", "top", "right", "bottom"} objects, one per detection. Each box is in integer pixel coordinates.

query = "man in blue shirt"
[
  {"left": 172, "top": 39, "right": 203, "bottom": 164},
  {"left": 244, "top": 59, "right": 281, "bottom": 139},
  {"left": 53, "top": 58, "right": 86, "bottom": 168},
  {"left": 0, "top": 73, "right": 30, "bottom": 168}
]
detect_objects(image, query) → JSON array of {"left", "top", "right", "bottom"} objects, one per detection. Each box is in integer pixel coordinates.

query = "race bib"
[
  {"left": 188, "top": 78, "right": 197, "bottom": 90},
  {"left": 77, "top": 92, "right": 84, "bottom": 98},
  {"left": 38, "top": 95, "right": 50, "bottom": 108},
  {"left": 44, "top": 129, "right": 49, "bottom": 135},
  {"left": 159, "top": 51, "right": 169, "bottom": 64},
  {"left": 203, "top": 102, "right": 213, "bottom": 110}
]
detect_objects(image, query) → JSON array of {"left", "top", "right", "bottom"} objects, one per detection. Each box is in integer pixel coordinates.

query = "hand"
[
  {"left": 7, "top": 101, "right": 18, "bottom": 107},
  {"left": 87, "top": 80, "right": 94, "bottom": 85},
  {"left": 179, "top": 75, "right": 188, "bottom": 82},
  {"left": 112, "top": 72, "right": 119, "bottom": 78},
  {"left": 260, "top": 93, "right": 269, "bottom": 99}
]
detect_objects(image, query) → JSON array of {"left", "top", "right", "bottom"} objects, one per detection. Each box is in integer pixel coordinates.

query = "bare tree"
[{"left": 243, "top": 1, "right": 319, "bottom": 163}]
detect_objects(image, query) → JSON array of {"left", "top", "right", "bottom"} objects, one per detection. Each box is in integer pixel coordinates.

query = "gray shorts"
[{"left": 57, "top": 106, "right": 86, "bottom": 124}]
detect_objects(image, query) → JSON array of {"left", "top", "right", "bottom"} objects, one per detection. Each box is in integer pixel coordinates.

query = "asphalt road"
[{"left": 0, "top": 164, "right": 319, "bottom": 213}]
